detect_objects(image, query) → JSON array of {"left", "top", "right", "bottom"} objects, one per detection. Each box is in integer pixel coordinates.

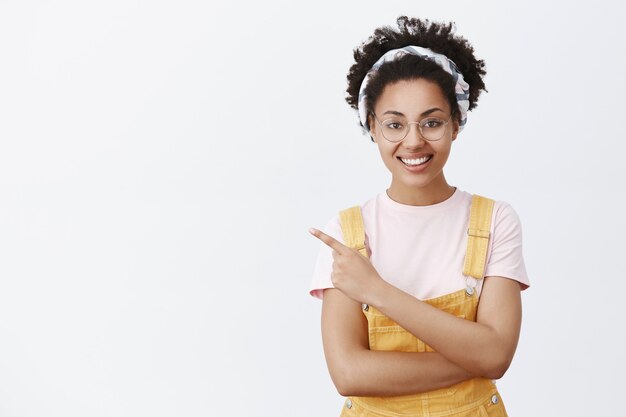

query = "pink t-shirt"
[{"left": 309, "top": 187, "right": 530, "bottom": 300}]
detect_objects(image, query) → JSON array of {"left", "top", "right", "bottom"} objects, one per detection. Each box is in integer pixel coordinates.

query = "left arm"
[{"left": 369, "top": 275, "right": 522, "bottom": 379}]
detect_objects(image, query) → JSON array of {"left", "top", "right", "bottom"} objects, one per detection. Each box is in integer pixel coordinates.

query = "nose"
[{"left": 402, "top": 122, "right": 426, "bottom": 147}]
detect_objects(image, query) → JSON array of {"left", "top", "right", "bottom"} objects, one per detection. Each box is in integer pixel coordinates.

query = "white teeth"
[{"left": 400, "top": 155, "right": 432, "bottom": 166}]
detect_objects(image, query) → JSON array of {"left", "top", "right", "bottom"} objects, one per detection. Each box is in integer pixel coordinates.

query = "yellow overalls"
[{"left": 336, "top": 194, "right": 508, "bottom": 417}]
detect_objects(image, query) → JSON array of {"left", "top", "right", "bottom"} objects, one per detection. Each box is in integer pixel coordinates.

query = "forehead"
[{"left": 374, "top": 78, "right": 450, "bottom": 117}]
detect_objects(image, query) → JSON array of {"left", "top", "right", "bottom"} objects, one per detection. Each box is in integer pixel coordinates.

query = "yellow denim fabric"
[{"left": 337, "top": 195, "right": 508, "bottom": 417}]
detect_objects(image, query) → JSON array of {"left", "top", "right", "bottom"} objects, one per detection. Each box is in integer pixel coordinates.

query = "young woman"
[{"left": 308, "top": 16, "right": 530, "bottom": 417}]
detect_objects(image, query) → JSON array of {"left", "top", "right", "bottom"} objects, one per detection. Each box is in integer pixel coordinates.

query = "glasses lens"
[
  {"left": 380, "top": 118, "right": 409, "bottom": 142},
  {"left": 419, "top": 117, "right": 448, "bottom": 141}
]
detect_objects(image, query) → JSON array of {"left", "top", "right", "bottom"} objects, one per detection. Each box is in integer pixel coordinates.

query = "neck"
[{"left": 386, "top": 175, "right": 456, "bottom": 206}]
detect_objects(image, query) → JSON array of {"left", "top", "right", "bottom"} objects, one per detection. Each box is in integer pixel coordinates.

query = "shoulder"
[
  {"left": 491, "top": 199, "right": 523, "bottom": 234},
  {"left": 466, "top": 192, "right": 522, "bottom": 229},
  {"left": 324, "top": 194, "right": 381, "bottom": 237},
  {"left": 466, "top": 192, "right": 526, "bottom": 247}
]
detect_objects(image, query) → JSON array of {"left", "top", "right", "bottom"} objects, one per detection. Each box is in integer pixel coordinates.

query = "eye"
[
  {"left": 383, "top": 120, "right": 405, "bottom": 130},
  {"left": 421, "top": 118, "right": 445, "bottom": 129}
]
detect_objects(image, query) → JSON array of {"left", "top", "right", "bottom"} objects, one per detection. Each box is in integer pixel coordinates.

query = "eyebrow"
[{"left": 382, "top": 107, "right": 445, "bottom": 117}]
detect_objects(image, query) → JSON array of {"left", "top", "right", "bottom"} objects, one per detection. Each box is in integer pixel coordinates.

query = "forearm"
[
  {"left": 321, "top": 288, "right": 476, "bottom": 397},
  {"left": 335, "top": 349, "right": 476, "bottom": 397},
  {"left": 369, "top": 280, "right": 520, "bottom": 379}
]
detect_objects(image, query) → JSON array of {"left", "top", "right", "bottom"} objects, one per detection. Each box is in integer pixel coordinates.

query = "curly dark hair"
[{"left": 346, "top": 16, "right": 487, "bottom": 140}]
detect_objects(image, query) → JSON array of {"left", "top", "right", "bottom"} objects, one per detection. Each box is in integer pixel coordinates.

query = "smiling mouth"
[{"left": 398, "top": 155, "right": 433, "bottom": 166}]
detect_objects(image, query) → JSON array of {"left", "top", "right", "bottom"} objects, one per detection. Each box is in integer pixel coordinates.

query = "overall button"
[
  {"left": 362, "top": 304, "right": 369, "bottom": 311},
  {"left": 491, "top": 394, "right": 499, "bottom": 404},
  {"left": 465, "top": 286, "right": 475, "bottom": 296},
  {"left": 345, "top": 398, "right": 353, "bottom": 409}
]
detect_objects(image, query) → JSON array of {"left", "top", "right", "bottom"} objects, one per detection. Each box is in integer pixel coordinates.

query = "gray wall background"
[{"left": 1, "top": 1, "right": 624, "bottom": 416}]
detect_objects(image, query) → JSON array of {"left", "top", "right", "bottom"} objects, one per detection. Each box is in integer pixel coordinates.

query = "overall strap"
[
  {"left": 338, "top": 206, "right": 368, "bottom": 258},
  {"left": 463, "top": 194, "right": 495, "bottom": 279}
]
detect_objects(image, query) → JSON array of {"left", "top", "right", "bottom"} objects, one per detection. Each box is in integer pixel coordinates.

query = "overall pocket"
[{"left": 364, "top": 304, "right": 466, "bottom": 353}]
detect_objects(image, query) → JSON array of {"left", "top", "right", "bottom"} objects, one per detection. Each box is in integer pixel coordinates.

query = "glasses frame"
[{"left": 369, "top": 111, "right": 453, "bottom": 143}]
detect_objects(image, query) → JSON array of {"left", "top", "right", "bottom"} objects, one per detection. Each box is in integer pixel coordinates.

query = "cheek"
[
  {"left": 433, "top": 144, "right": 452, "bottom": 164},
  {"left": 377, "top": 144, "right": 400, "bottom": 165}
]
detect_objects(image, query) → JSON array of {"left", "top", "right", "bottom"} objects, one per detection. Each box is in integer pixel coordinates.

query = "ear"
[
  {"left": 451, "top": 118, "right": 460, "bottom": 142},
  {"left": 367, "top": 114, "right": 378, "bottom": 143}
]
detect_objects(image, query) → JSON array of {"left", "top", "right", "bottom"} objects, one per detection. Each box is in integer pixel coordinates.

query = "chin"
[{"left": 396, "top": 174, "right": 435, "bottom": 189}]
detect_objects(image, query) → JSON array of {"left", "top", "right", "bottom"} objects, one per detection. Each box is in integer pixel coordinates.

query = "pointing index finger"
[{"left": 308, "top": 228, "right": 348, "bottom": 253}]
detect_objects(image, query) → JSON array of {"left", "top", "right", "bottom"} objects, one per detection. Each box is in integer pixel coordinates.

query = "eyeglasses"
[{"left": 369, "top": 112, "right": 453, "bottom": 143}]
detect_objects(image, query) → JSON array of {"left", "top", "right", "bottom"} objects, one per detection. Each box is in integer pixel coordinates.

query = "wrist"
[{"left": 367, "top": 276, "right": 394, "bottom": 309}]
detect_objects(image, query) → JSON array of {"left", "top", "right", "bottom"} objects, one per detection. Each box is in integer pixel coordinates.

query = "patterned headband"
[{"left": 357, "top": 45, "right": 471, "bottom": 133}]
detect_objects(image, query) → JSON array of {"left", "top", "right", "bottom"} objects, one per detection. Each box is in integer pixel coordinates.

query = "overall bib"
[{"left": 336, "top": 194, "right": 508, "bottom": 417}]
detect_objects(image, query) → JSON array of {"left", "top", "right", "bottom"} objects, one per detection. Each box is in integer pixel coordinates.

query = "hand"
[{"left": 309, "top": 227, "right": 385, "bottom": 305}]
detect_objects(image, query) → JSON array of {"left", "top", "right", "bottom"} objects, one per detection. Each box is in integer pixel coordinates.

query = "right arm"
[{"left": 321, "top": 288, "right": 477, "bottom": 397}]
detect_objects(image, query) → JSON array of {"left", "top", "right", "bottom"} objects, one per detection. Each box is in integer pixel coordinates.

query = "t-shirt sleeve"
[
  {"left": 483, "top": 201, "right": 530, "bottom": 290},
  {"left": 308, "top": 214, "right": 344, "bottom": 300}
]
